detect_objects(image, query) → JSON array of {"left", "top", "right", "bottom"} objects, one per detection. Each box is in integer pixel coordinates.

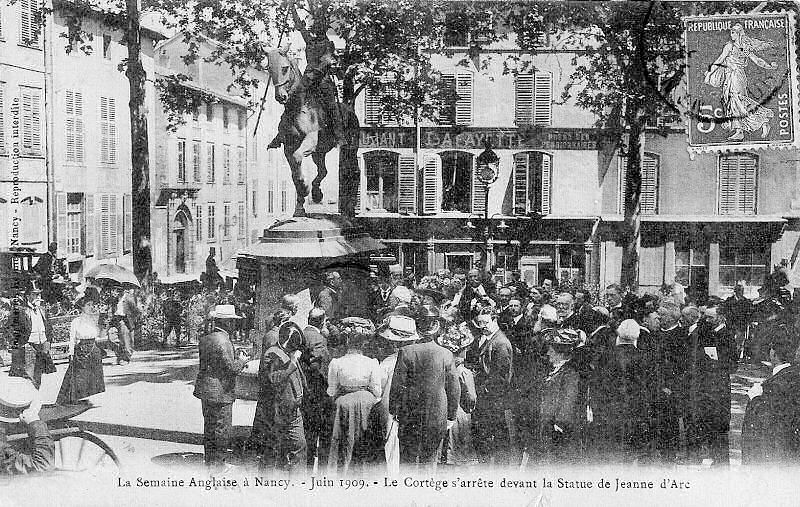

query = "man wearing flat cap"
[
  {"left": 0, "top": 377, "right": 55, "bottom": 474},
  {"left": 389, "top": 314, "right": 460, "bottom": 470},
  {"left": 194, "top": 304, "right": 250, "bottom": 469},
  {"left": 8, "top": 280, "right": 56, "bottom": 389}
]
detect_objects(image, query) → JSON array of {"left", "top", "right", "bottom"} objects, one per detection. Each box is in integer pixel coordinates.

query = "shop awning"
[{"left": 641, "top": 214, "right": 787, "bottom": 223}]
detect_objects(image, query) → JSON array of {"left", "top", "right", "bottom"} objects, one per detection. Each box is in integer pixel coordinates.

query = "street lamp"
[{"left": 467, "top": 144, "right": 503, "bottom": 274}]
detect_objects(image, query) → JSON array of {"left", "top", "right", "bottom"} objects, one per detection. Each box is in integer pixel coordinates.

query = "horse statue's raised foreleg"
[{"left": 310, "top": 151, "right": 328, "bottom": 204}]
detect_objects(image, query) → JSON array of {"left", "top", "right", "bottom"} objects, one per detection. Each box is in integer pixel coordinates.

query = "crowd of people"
[{"left": 195, "top": 263, "right": 800, "bottom": 473}]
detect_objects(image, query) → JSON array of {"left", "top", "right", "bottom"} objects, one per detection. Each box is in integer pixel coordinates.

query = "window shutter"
[
  {"left": 206, "top": 143, "right": 215, "bottom": 182},
  {"left": 641, "top": 153, "right": 659, "bottom": 215},
  {"left": 472, "top": 162, "right": 487, "bottom": 215},
  {"left": 515, "top": 74, "right": 534, "bottom": 126},
  {"left": 124, "top": 193, "right": 132, "bottom": 252},
  {"left": 99, "top": 194, "right": 110, "bottom": 257},
  {"left": 455, "top": 71, "right": 473, "bottom": 126},
  {"left": 719, "top": 155, "right": 745, "bottom": 215},
  {"left": 618, "top": 156, "right": 627, "bottom": 214},
  {"left": 100, "top": 97, "right": 109, "bottom": 163},
  {"left": 364, "top": 88, "right": 381, "bottom": 125},
  {"left": 193, "top": 142, "right": 201, "bottom": 182},
  {"left": 739, "top": 154, "right": 757, "bottom": 215},
  {"left": 19, "top": 0, "right": 35, "bottom": 45},
  {"left": 355, "top": 156, "right": 364, "bottom": 213},
  {"left": 84, "top": 194, "right": 94, "bottom": 256},
  {"left": 113, "top": 194, "right": 122, "bottom": 255},
  {"left": 540, "top": 153, "right": 551, "bottom": 215},
  {"left": 533, "top": 72, "right": 553, "bottom": 126},
  {"left": 0, "top": 83, "right": 5, "bottom": 153},
  {"left": 398, "top": 154, "right": 417, "bottom": 214},
  {"left": 56, "top": 193, "right": 67, "bottom": 257},
  {"left": 21, "top": 87, "right": 41, "bottom": 154},
  {"left": 422, "top": 154, "right": 442, "bottom": 215},
  {"left": 513, "top": 153, "right": 530, "bottom": 214},
  {"left": 108, "top": 98, "right": 117, "bottom": 164}
]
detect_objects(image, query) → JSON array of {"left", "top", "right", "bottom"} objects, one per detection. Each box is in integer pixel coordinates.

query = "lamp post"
[{"left": 470, "top": 145, "right": 502, "bottom": 273}]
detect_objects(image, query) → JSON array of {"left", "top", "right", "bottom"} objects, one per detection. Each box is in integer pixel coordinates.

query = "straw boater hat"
[
  {"left": 209, "top": 304, "right": 242, "bottom": 319},
  {"left": 378, "top": 315, "right": 419, "bottom": 342},
  {"left": 0, "top": 376, "right": 38, "bottom": 423}
]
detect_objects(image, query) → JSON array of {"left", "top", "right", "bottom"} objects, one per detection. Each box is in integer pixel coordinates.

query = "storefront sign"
[
  {"left": 359, "top": 127, "right": 599, "bottom": 151},
  {"left": 684, "top": 12, "right": 799, "bottom": 153}
]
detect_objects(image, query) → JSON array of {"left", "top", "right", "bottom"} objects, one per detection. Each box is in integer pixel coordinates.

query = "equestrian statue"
[{"left": 266, "top": 20, "right": 358, "bottom": 217}]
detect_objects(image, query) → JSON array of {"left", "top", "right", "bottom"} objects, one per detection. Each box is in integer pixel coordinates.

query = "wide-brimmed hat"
[
  {"left": 209, "top": 304, "right": 242, "bottom": 319},
  {"left": 436, "top": 324, "right": 475, "bottom": 353},
  {"left": 0, "top": 376, "right": 37, "bottom": 423},
  {"left": 22, "top": 279, "right": 42, "bottom": 294},
  {"left": 378, "top": 315, "right": 419, "bottom": 342}
]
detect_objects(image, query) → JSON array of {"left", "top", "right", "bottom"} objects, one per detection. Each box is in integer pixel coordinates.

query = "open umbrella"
[{"left": 83, "top": 264, "right": 141, "bottom": 288}]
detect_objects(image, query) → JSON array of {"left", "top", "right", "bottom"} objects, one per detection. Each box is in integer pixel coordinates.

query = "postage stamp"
[{"left": 683, "top": 11, "right": 799, "bottom": 154}]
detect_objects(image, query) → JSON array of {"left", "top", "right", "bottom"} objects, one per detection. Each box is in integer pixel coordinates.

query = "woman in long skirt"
[
  {"left": 326, "top": 331, "right": 382, "bottom": 474},
  {"left": 57, "top": 293, "right": 106, "bottom": 405}
]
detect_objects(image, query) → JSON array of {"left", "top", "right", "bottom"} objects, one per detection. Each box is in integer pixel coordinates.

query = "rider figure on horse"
[{"left": 268, "top": 22, "right": 345, "bottom": 150}]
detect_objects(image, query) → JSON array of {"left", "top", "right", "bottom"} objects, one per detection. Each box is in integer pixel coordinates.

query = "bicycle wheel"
[{"left": 53, "top": 429, "right": 121, "bottom": 475}]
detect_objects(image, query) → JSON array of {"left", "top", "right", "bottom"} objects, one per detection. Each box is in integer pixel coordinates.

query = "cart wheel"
[{"left": 53, "top": 430, "right": 120, "bottom": 474}]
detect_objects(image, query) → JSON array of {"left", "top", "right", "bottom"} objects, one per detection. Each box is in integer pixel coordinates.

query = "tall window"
[
  {"left": 20, "top": 86, "right": 42, "bottom": 156},
  {"left": 223, "top": 106, "right": 229, "bottom": 130},
  {"left": 195, "top": 205, "right": 203, "bottom": 241},
  {"left": 439, "top": 151, "right": 474, "bottom": 213},
  {"left": 237, "top": 146, "right": 245, "bottom": 184},
  {"left": 439, "top": 71, "right": 473, "bottom": 126},
  {"left": 65, "top": 90, "right": 85, "bottom": 163},
  {"left": 238, "top": 202, "right": 245, "bottom": 238},
  {"left": 268, "top": 180, "right": 274, "bottom": 214},
  {"left": 100, "top": 96, "right": 117, "bottom": 164},
  {"left": 102, "top": 34, "right": 112, "bottom": 59},
  {"left": 206, "top": 102, "right": 213, "bottom": 123},
  {"left": 675, "top": 243, "right": 708, "bottom": 297},
  {"left": 512, "top": 151, "right": 552, "bottom": 215},
  {"left": 719, "top": 153, "right": 757, "bottom": 215},
  {"left": 192, "top": 141, "right": 201, "bottom": 182},
  {"left": 223, "top": 203, "right": 231, "bottom": 238},
  {"left": 207, "top": 203, "right": 216, "bottom": 240},
  {"left": 363, "top": 150, "right": 399, "bottom": 212},
  {"left": 251, "top": 183, "right": 258, "bottom": 217},
  {"left": 720, "top": 245, "right": 768, "bottom": 289},
  {"left": 223, "top": 145, "right": 231, "bottom": 184},
  {"left": 66, "top": 194, "right": 82, "bottom": 255},
  {"left": 177, "top": 139, "right": 186, "bottom": 182},
  {"left": 19, "top": 0, "right": 40, "bottom": 47},
  {"left": 237, "top": 109, "right": 246, "bottom": 133},
  {"left": 0, "top": 82, "right": 5, "bottom": 154},
  {"left": 618, "top": 153, "right": 659, "bottom": 215},
  {"left": 206, "top": 142, "right": 215, "bottom": 183},
  {"left": 280, "top": 181, "right": 287, "bottom": 213},
  {"left": 515, "top": 72, "right": 553, "bottom": 127},
  {"left": 363, "top": 75, "right": 399, "bottom": 126}
]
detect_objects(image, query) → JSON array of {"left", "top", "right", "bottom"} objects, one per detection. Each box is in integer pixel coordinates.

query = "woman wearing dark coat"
[{"left": 537, "top": 328, "right": 584, "bottom": 465}]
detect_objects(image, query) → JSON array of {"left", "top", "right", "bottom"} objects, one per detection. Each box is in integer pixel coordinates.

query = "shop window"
[
  {"left": 558, "top": 244, "right": 585, "bottom": 286},
  {"left": 718, "top": 153, "right": 757, "bottom": 215},
  {"left": 720, "top": 245, "right": 768, "bottom": 289},
  {"left": 513, "top": 151, "right": 551, "bottom": 215},
  {"left": 363, "top": 150, "right": 399, "bottom": 212},
  {"left": 440, "top": 151, "right": 474, "bottom": 213},
  {"left": 675, "top": 244, "right": 708, "bottom": 297}
]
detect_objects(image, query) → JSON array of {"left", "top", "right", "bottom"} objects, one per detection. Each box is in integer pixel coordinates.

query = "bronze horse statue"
[{"left": 265, "top": 48, "right": 358, "bottom": 217}]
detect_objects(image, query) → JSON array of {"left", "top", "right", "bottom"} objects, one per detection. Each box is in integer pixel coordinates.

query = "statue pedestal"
[{"left": 236, "top": 214, "right": 384, "bottom": 333}]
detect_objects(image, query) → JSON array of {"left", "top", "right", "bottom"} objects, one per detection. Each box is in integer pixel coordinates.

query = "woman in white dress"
[{"left": 57, "top": 292, "right": 106, "bottom": 405}]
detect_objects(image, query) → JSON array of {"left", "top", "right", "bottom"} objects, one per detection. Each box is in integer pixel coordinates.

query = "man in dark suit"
[
  {"left": 649, "top": 300, "right": 690, "bottom": 463},
  {"left": 194, "top": 304, "right": 249, "bottom": 468},
  {"left": 389, "top": 314, "right": 460, "bottom": 469},
  {"left": 504, "top": 297, "right": 529, "bottom": 354},
  {"left": 470, "top": 302, "right": 515, "bottom": 465},
  {"left": 8, "top": 281, "right": 56, "bottom": 389},
  {"left": 301, "top": 307, "right": 332, "bottom": 470},
  {"left": 722, "top": 283, "right": 753, "bottom": 358},
  {"left": 317, "top": 271, "right": 342, "bottom": 321},
  {"left": 742, "top": 330, "right": 800, "bottom": 464},
  {"left": 605, "top": 283, "right": 635, "bottom": 328},
  {"left": 686, "top": 305, "right": 737, "bottom": 465}
]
